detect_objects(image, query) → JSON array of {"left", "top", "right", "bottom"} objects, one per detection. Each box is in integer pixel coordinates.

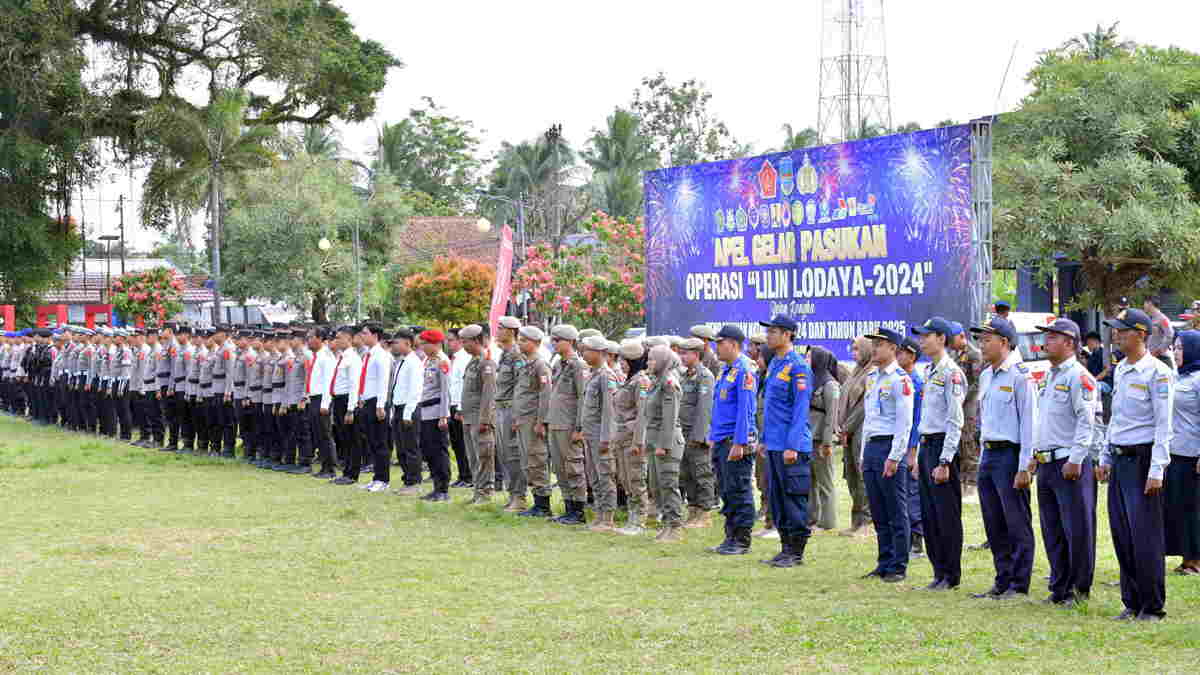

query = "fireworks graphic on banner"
[
  {"left": 889, "top": 127, "right": 974, "bottom": 282},
  {"left": 644, "top": 168, "right": 703, "bottom": 297}
]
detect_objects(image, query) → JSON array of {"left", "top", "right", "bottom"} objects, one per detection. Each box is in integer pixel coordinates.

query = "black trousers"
[
  {"left": 260, "top": 403, "right": 280, "bottom": 461},
  {"left": 98, "top": 385, "right": 117, "bottom": 436},
  {"left": 143, "top": 391, "right": 164, "bottom": 442},
  {"left": 392, "top": 404, "right": 423, "bottom": 486},
  {"left": 238, "top": 400, "right": 257, "bottom": 457},
  {"left": 1038, "top": 456, "right": 1096, "bottom": 602},
  {"left": 306, "top": 401, "right": 333, "bottom": 469},
  {"left": 420, "top": 417, "right": 451, "bottom": 493},
  {"left": 448, "top": 405, "right": 470, "bottom": 482},
  {"left": 277, "top": 405, "right": 299, "bottom": 465},
  {"left": 1109, "top": 450, "right": 1166, "bottom": 617},
  {"left": 114, "top": 386, "right": 133, "bottom": 440},
  {"left": 179, "top": 395, "right": 196, "bottom": 448},
  {"left": 356, "top": 399, "right": 389, "bottom": 483},
  {"left": 918, "top": 434, "right": 964, "bottom": 586},
  {"left": 216, "top": 397, "right": 237, "bottom": 453},
  {"left": 331, "top": 395, "right": 359, "bottom": 479},
  {"left": 164, "top": 388, "right": 181, "bottom": 445}
]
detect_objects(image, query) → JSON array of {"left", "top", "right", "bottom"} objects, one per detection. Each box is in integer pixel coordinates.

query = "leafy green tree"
[
  {"left": 486, "top": 132, "right": 592, "bottom": 252},
  {"left": 374, "top": 97, "right": 482, "bottom": 211},
  {"left": 583, "top": 108, "right": 657, "bottom": 220},
  {"left": 139, "top": 89, "right": 279, "bottom": 324},
  {"left": 631, "top": 72, "right": 749, "bottom": 166},
  {"left": 1060, "top": 22, "right": 1136, "bottom": 61},
  {"left": 995, "top": 43, "right": 1200, "bottom": 312},
  {"left": 778, "top": 124, "right": 819, "bottom": 151}
]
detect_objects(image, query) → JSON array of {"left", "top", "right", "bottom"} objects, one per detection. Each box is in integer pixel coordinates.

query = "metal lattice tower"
[{"left": 817, "top": 0, "right": 893, "bottom": 143}]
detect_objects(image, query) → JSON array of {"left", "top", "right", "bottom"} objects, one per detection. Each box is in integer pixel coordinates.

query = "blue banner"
[{"left": 644, "top": 125, "right": 977, "bottom": 359}]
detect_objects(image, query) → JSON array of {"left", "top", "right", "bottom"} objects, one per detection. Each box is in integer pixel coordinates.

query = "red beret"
[{"left": 419, "top": 329, "right": 444, "bottom": 344}]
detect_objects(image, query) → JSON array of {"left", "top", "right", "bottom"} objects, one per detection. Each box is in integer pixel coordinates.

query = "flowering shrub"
[
  {"left": 513, "top": 211, "right": 645, "bottom": 337},
  {"left": 109, "top": 267, "right": 185, "bottom": 325},
  {"left": 402, "top": 255, "right": 496, "bottom": 327}
]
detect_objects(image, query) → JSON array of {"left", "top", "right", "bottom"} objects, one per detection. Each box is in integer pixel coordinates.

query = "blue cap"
[
  {"left": 947, "top": 321, "right": 964, "bottom": 336},
  {"left": 1037, "top": 318, "right": 1081, "bottom": 342},
  {"left": 995, "top": 300, "right": 1011, "bottom": 311},
  {"left": 716, "top": 325, "right": 746, "bottom": 343},
  {"left": 1104, "top": 309, "right": 1152, "bottom": 333},
  {"left": 911, "top": 316, "right": 953, "bottom": 336},
  {"left": 865, "top": 327, "right": 904, "bottom": 346},
  {"left": 900, "top": 337, "right": 921, "bottom": 355},
  {"left": 971, "top": 317, "right": 1018, "bottom": 344},
  {"left": 759, "top": 314, "right": 798, "bottom": 333}
]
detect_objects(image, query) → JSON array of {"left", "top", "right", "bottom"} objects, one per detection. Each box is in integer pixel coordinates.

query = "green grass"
[{"left": 2, "top": 415, "right": 1199, "bottom": 673}]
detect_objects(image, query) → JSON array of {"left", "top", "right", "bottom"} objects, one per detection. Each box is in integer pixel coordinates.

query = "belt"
[
  {"left": 420, "top": 396, "right": 442, "bottom": 408},
  {"left": 1111, "top": 443, "right": 1152, "bottom": 457},
  {"left": 213, "top": 374, "right": 226, "bottom": 380},
  {"left": 174, "top": 377, "right": 185, "bottom": 383},
  {"left": 869, "top": 435, "right": 894, "bottom": 442},
  {"left": 142, "top": 379, "right": 156, "bottom": 385},
  {"left": 810, "top": 406, "right": 826, "bottom": 414},
  {"left": 496, "top": 400, "right": 513, "bottom": 407},
  {"left": 921, "top": 432, "right": 946, "bottom": 443},
  {"left": 234, "top": 381, "right": 245, "bottom": 386},
  {"left": 200, "top": 383, "right": 212, "bottom": 389},
  {"left": 1034, "top": 448, "right": 1073, "bottom": 464},
  {"left": 249, "top": 386, "right": 261, "bottom": 391},
  {"left": 188, "top": 379, "right": 199, "bottom": 384},
  {"left": 984, "top": 440, "right": 1019, "bottom": 451}
]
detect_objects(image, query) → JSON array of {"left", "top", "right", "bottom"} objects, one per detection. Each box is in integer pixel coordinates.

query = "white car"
[{"left": 1006, "top": 312, "right": 1059, "bottom": 384}]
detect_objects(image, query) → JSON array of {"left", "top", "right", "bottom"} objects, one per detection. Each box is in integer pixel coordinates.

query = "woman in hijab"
[
  {"left": 613, "top": 342, "right": 652, "bottom": 536},
  {"left": 834, "top": 336, "right": 876, "bottom": 535},
  {"left": 807, "top": 346, "right": 842, "bottom": 531},
  {"left": 1167, "top": 330, "right": 1200, "bottom": 574},
  {"left": 645, "top": 344, "right": 687, "bottom": 542}
]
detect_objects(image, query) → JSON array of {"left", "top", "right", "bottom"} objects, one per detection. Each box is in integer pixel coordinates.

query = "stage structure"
[{"left": 643, "top": 124, "right": 995, "bottom": 360}]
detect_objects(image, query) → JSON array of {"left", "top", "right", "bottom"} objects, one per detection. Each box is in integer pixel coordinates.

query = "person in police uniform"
[
  {"left": 459, "top": 324, "right": 498, "bottom": 505},
  {"left": 705, "top": 325, "right": 759, "bottom": 555},
  {"left": 910, "top": 317, "right": 968, "bottom": 590},
  {"left": 689, "top": 325, "right": 721, "bottom": 379},
  {"left": 1098, "top": 308, "right": 1174, "bottom": 621},
  {"left": 677, "top": 337, "right": 716, "bottom": 530},
  {"left": 547, "top": 324, "right": 589, "bottom": 525},
  {"left": 858, "top": 328, "right": 915, "bottom": 582},
  {"left": 645, "top": 343, "right": 686, "bottom": 542},
  {"left": 612, "top": 339, "right": 652, "bottom": 535},
  {"left": 969, "top": 316, "right": 1038, "bottom": 599},
  {"left": 757, "top": 315, "right": 814, "bottom": 568},
  {"left": 494, "top": 317, "right": 524, "bottom": 510},
  {"left": 514, "top": 326, "right": 554, "bottom": 517},
  {"left": 579, "top": 334, "right": 619, "bottom": 531},
  {"left": 1031, "top": 318, "right": 1098, "bottom": 607}
]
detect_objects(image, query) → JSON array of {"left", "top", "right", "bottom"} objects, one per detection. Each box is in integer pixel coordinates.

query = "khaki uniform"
[
  {"left": 514, "top": 355, "right": 553, "bottom": 498},
  {"left": 701, "top": 346, "right": 721, "bottom": 380},
  {"left": 836, "top": 361, "right": 873, "bottom": 529},
  {"left": 678, "top": 364, "right": 717, "bottom": 511},
  {"left": 580, "top": 363, "right": 618, "bottom": 513},
  {"left": 547, "top": 353, "right": 588, "bottom": 502},
  {"left": 646, "top": 369, "right": 685, "bottom": 526},
  {"left": 613, "top": 370, "right": 652, "bottom": 522},
  {"left": 461, "top": 353, "right": 498, "bottom": 497},
  {"left": 808, "top": 379, "right": 842, "bottom": 530},
  {"left": 495, "top": 345, "right": 521, "bottom": 494},
  {"left": 954, "top": 341, "right": 984, "bottom": 486}
]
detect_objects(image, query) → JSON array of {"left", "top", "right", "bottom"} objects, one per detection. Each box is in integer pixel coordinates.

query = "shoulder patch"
[
  {"left": 744, "top": 372, "right": 756, "bottom": 391},
  {"left": 1080, "top": 373, "right": 1094, "bottom": 391},
  {"left": 440, "top": 361, "right": 450, "bottom": 375},
  {"left": 901, "top": 376, "right": 912, "bottom": 396}
]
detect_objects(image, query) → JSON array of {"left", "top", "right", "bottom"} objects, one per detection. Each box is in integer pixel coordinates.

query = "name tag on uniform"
[
  {"left": 726, "top": 372, "right": 737, "bottom": 383},
  {"left": 931, "top": 377, "right": 945, "bottom": 387},
  {"left": 1054, "top": 384, "right": 1069, "bottom": 392},
  {"left": 999, "top": 385, "right": 1013, "bottom": 392},
  {"left": 1130, "top": 383, "right": 1148, "bottom": 391}
]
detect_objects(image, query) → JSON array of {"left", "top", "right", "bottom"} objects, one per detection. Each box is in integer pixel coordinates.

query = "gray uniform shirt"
[
  {"left": 613, "top": 370, "right": 651, "bottom": 447},
  {"left": 645, "top": 370, "right": 683, "bottom": 450},
  {"left": 1033, "top": 357, "right": 1098, "bottom": 465},
  {"left": 547, "top": 353, "right": 587, "bottom": 431},
  {"left": 1172, "top": 370, "right": 1200, "bottom": 459},
  {"left": 418, "top": 354, "right": 452, "bottom": 421},
  {"left": 580, "top": 364, "right": 617, "bottom": 444},
  {"left": 679, "top": 365, "right": 715, "bottom": 444},
  {"left": 917, "top": 352, "right": 968, "bottom": 463},
  {"left": 460, "top": 353, "right": 497, "bottom": 426},
  {"left": 1102, "top": 353, "right": 1174, "bottom": 480},
  {"left": 198, "top": 346, "right": 215, "bottom": 397},
  {"left": 495, "top": 346, "right": 520, "bottom": 404},
  {"left": 513, "top": 355, "right": 552, "bottom": 424},
  {"left": 979, "top": 351, "right": 1039, "bottom": 469}
]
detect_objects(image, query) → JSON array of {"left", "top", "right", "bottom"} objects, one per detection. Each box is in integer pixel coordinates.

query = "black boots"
[
  {"left": 763, "top": 532, "right": 807, "bottom": 567},
  {"left": 518, "top": 495, "right": 553, "bottom": 518},
  {"left": 717, "top": 527, "right": 753, "bottom": 555},
  {"left": 553, "top": 500, "right": 587, "bottom": 525},
  {"left": 708, "top": 519, "right": 734, "bottom": 553}
]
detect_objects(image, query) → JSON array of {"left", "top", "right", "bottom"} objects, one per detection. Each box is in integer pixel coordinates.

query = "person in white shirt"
[
  {"left": 303, "top": 327, "right": 337, "bottom": 477},
  {"left": 448, "top": 328, "right": 474, "bottom": 488},
  {"left": 354, "top": 324, "right": 393, "bottom": 493},
  {"left": 330, "top": 326, "right": 363, "bottom": 486},
  {"left": 389, "top": 328, "right": 425, "bottom": 494}
]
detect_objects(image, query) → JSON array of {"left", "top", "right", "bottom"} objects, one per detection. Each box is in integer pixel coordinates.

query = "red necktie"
[
  {"left": 305, "top": 357, "right": 315, "bottom": 394},
  {"left": 359, "top": 353, "right": 370, "bottom": 396},
  {"left": 330, "top": 354, "right": 342, "bottom": 395}
]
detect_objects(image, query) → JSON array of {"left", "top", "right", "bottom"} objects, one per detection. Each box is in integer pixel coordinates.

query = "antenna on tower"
[{"left": 817, "top": 0, "right": 893, "bottom": 144}]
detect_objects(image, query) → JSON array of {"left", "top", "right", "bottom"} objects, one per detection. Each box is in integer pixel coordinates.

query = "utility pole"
[
  {"left": 117, "top": 194, "right": 126, "bottom": 275},
  {"left": 817, "top": 0, "right": 893, "bottom": 143}
]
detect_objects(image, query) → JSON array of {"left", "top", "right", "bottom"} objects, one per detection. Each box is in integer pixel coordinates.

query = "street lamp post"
[{"left": 99, "top": 234, "right": 119, "bottom": 304}]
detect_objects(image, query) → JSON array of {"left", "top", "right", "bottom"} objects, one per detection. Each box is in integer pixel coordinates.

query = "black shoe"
[
  {"left": 518, "top": 495, "right": 553, "bottom": 517},
  {"left": 971, "top": 586, "right": 1004, "bottom": 599},
  {"left": 708, "top": 521, "right": 735, "bottom": 553},
  {"left": 273, "top": 463, "right": 297, "bottom": 472},
  {"left": 431, "top": 492, "right": 450, "bottom": 502},
  {"left": 313, "top": 472, "right": 335, "bottom": 480},
  {"left": 882, "top": 573, "right": 906, "bottom": 583},
  {"left": 716, "top": 527, "right": 753, "bottom": 555},
  {"left": 967, "top": 540, "right": 991, "bottom": 551},
  {"left": 860, "top": 570, "right": 883, "bottom": 580},
  {"left": 331, "top": 477, "right": 357, "bottom": 486},
  {"left": 1113, "top": 608, "right": 1137, "bottom": 621},
  {"left": 1136, "top": 611, "right": 1164, "bottom": 622},
  {"left": 762, "top": 535, "right": 795, "bottom": 566},
  {"left": 552, "top": 500, "right": 586, "bottom": 525},
  {"left": 450, "top": 480, "right": 467, "bottom": 489},
  {"left": 925, "top": 579, "right": 946, "bottom": 590},
  {"left": 420, "top": 491, "right": 439, "bottom": 501},
  {"left": 994, "top": 589, "right": 1026, "bottom": 599},
  {"left": 287, "top": 465, "right": 312, "bottom": 475}
]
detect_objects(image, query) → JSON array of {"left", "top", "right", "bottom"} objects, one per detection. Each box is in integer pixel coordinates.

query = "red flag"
[{"left": 488, "top": 225, "right": 515, "bottom": 340}]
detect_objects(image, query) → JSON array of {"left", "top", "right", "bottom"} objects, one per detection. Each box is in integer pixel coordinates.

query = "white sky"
[{"left": 78, "top": 0, "right": 1200, "bottom": 250}]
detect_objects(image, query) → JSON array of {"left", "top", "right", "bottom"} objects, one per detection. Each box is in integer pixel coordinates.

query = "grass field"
[{"left": 2, "top": 415, "right": 1199, "bottom": 673}]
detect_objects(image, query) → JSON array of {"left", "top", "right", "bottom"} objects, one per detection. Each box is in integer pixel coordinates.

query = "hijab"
[
  {"left": 1177, "top": 330, "right": 1200, "bottom": 377},
  {"left": 809, "top": 345, "right": 838, "bottom": 394},
  {"left": 649, "top": 344, "right": 680, "bottom": 376}
]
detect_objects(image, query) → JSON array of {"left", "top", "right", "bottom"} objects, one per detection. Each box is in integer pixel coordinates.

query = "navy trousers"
[
  {"left": 766, "top": 450, "right": 812, "bottom": 539},
  {"left": 907, "top": 467, "right": 923, "bottom": 537},
  {"left": 713, "top": 438, "right": 756, "bottom": 529},
  {"left": 1037, "top": 456, "right": 1096, "bottom": 602},
  {"left": 978, "top": 443, "right": 1035, "bottom": 593},
  {"left": 1109, "top": 451, "right": 1166, "bottom": 617},
  {"left": 863, "top": 436, "right": 910, "bottom": 575},
  {"left": 918, "top": 434, "right": 963, "bottom": 586}
]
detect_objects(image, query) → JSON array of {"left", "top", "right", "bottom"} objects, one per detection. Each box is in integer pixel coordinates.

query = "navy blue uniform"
[
  {"left": 761, "top": 351, "right": 813, "bottom": 540},
  {"left": 708, "top": 354, "right": 758, "bottom": 530}
]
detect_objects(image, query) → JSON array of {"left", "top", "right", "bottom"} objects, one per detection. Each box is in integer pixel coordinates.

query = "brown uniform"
[
  {"left": 547, "top": 352, "right": 588, "bottom": 502},
  {"left": 461, "top": 353, "right": 497, "bottom": 498},
  {"left": 514, "top": 355, "right": 553, "bottom": 498},
  {"left": 954, "top": 341, "right": 984, "bottom": 486},
  {"left": 613, "top": 369, "right": 652, "bottom": 522}
]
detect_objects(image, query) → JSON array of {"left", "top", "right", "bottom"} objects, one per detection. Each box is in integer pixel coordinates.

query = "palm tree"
[
  {"left": 1062, "top": 22, "right": 1136, "bottom": 60},
  {"left": 779, "top": 124, "right": 819, "bottom": 151},
  {"left": 583, "top": 108, "right": 657, "bottom": 219},
  {"left": 139, "top": 89, "right": 277, "bottom": 324},
  {"left": 301, "top": 124, "right": 342, "bottom": 160}
]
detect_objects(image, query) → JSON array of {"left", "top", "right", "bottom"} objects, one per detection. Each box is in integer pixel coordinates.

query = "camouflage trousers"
[
  {"left": 647, "top": 431, "right": 685, "bottom": 526},
  {"left": 959, "top": 411, "right": 981, "bottom": 486},
  {"left": 585, "top": 433, "right": 617, "bottom": 514},
  {"left": 549, "top": 428, "right": 587, "bottom": 502},
  {"left": 614, "top": 436, "right": 649, "bottom": 519},
  {"left": 756, "top": 450, "right": 771, "bottom": 525},
  {"left": 679, "top": 440, "right": 717, "bottom": 510},
  {"left": 466, "top": 422, "right": 495, "bottom": 497},
  {"left": 518, "top": 420, "right": 552, "bottom": 498}
]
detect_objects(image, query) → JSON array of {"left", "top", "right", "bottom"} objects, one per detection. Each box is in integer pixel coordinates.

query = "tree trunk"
[
  {"left": 210, "top": 168, "right": 223, "bottom": 326},
  {"left": 311, "top": 291, "right": 328, "bottom": 324}
]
